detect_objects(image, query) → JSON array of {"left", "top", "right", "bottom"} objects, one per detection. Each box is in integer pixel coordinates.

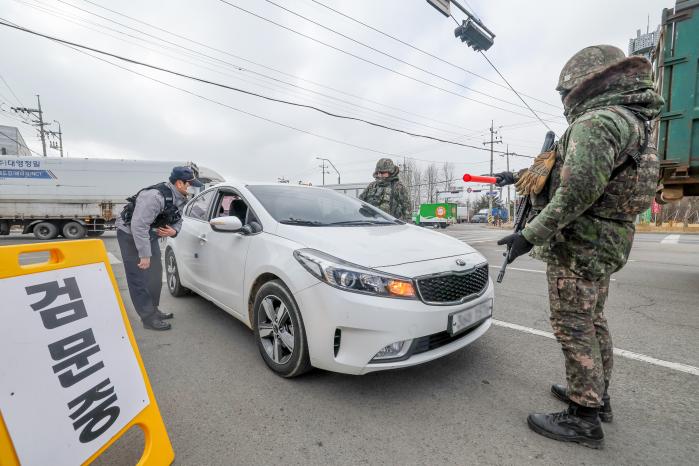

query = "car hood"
[{"left": 274, "top": 223, "right": 477, "bottom": 268}]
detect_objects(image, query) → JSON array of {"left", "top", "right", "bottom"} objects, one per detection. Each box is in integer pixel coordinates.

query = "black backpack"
[{"left": 120, "top": 182, "right": 182, "bottom": 228}]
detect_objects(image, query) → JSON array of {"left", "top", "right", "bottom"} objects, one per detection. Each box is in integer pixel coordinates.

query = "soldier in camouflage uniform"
[
  {"left": 494, "top": 45, "right": 663, "bottom": 448},
  {"left": 359, "top": 158, "right": 411, "bottom": 221}
]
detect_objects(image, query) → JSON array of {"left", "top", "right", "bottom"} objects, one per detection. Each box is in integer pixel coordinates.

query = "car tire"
[
  {"left": 253, "top": 280, "right": 312, "bottom": 378},
  {"left": 33, "top": 221, "right": 59, "bottom": 240},
  {"left": 439, "top": 223, "right": 447, "bottom": 229},
  {"left": 165, "top": 249, "right": 189, "bottom": 297},
  {"left": 62, "top": 221, "right": 87, "bottom": 239}
]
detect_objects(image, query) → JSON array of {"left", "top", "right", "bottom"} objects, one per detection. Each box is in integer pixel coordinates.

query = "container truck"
[
  {"left": 655, "top": 0, "right": 699, "bottom": 203},
  {"left": 0, "top": 155, "right": 224, "bottom": 239}
]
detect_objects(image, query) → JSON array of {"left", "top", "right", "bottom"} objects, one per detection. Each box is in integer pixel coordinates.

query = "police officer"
[
  {"left": 494, "top": 46, "right": 663, "bottom": 448},
  {"left": 116, "top": 166, "right": 202, "bottom": 331},
  {"left": 359, "top": 158, "right": 411, "bottom": 221}
]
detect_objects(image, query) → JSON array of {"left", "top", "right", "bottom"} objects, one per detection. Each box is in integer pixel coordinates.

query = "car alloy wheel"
[
  {"left": 258, "top": 295, "right": 295, "bottom": 365},
  {"left": 253, "top": 280, "right": 311, "bottom": 377},
  {"left": 165, "top": 249, "right": 189, "bottom": 297}
]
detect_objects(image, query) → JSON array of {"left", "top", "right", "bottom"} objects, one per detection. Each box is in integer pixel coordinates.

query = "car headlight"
[{"left": 293, "top": 248, "right": 416, "bottom": 299}]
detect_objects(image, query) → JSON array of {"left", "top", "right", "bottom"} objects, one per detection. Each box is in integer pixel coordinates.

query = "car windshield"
[{"left": 247, "top": 185, "right": 399, "bottom": 226}]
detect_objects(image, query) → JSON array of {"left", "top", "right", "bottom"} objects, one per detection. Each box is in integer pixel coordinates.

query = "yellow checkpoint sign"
[{"left": 0, "top": 240, "right": 174, "bottom": 465}]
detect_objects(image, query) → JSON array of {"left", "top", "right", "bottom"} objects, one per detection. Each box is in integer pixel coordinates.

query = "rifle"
[{"left": 496, "top": 130, "right": 556, "bottom": 283}]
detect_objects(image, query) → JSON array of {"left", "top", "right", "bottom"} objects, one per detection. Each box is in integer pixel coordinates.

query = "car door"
[
  {"left": 198, "top": 188, "right": 257, "bottom": 317},
  {"left": 176, "top": 189, "right": 216, "bottom": 294}
]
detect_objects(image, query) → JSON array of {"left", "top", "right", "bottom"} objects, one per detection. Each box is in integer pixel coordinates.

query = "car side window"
[{"left": 187, "top": 190, "right": 215, "bottom": 221}]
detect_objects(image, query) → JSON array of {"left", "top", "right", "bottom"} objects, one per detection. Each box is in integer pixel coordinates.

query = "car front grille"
[{"left": 416, "top": 263, "right": 489, "bottom": 305}]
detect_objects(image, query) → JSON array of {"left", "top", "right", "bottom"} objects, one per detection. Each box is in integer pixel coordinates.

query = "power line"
[
  {"left": 24, "top": 0, "right": 465, "bottom": 138},
  {"left": 261, "top": 0, "right": 561, "bottom": 117},
  {"left": 0, "top": 18, "right": 407, "bottom": 157},
  {"left": 0, "top": 19, "right": 531, "bottom": 157},
  {"left": 46, "top": 0, "right": 490, "bottom": 134},
  {"left": 216, "top": 0, "right": 564, "bottom": 123},
  {"left": 307, "top": 0, "right": 560, "bottom": 109},
  {"left": 0, "top": 73, "right": 23, "bottom": 107},
  {"left": 479, "top": 51, "right": 552, "bottom": 131}
]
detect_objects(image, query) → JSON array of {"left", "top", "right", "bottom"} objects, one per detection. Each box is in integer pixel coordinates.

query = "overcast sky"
[{"left": 0, "top": 0, "right": 669, "bottom": 188}]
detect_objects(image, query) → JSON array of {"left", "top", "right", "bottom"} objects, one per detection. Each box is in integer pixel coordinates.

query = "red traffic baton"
[{"left": 463, "top": 173, "right": 497, "bottom": 184}]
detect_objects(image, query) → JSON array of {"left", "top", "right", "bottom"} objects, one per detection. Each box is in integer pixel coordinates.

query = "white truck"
[{"left": 0, "top": 155, "right": 224, "bottom": 240}]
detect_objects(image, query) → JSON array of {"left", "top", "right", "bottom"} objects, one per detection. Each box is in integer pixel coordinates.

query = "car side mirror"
[{"left": 209, "top": 216, "right": 243, "bottom": 233}]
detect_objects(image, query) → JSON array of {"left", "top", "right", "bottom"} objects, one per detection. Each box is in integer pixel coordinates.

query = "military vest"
[
  {"left": 531, "top": 106, "right": 658, "bottom": 223},
  {"left": 120, "top": 182, "right": 182, "bottom": 229}
]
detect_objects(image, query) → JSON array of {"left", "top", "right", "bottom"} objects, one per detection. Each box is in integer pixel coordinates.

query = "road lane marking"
[
  {"left": 489, "top": 266, "right": 616, "bottom": 281},
  {"left": 107, "top": 252, "right": 121, "bottom": 264},
  {"left": 492, "top": 319, "right": 699, "bottom": 376},
  {"left": 661, "top": 234, "right": 680, "bottom": 244}
]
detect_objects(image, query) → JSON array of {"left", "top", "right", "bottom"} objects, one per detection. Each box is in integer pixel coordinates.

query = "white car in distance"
[{"left": 166, "top": 183, "right": 494, "bottom": 377}]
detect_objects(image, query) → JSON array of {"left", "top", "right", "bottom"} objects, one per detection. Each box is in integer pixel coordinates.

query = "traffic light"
[{"left": 454, "top": 19, "right": 494, "bottom": 52}]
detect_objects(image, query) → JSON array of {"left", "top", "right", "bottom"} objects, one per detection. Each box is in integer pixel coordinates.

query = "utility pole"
[
  {"left": 316, "top": 156, "right": 340, "bottom": 185},
  {"left": 505, "top": 144, "right": 511, "bottom": 221},
  {"left": 48, "top": 120, "right": 63, "bottom": 157},
  {"left": 482, "top": 120, "right": 501, "bottom": 222},
  {"left": 12, "top": 95, "right": 50, "bottom": 157}
]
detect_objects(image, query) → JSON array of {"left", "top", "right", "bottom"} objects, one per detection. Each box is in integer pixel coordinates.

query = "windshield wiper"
[
  {"left": 327, "top": 220, "right": 396, "bottom": 226},
  {"left": 279, "top": 218, "right": 327, "bottom": 226}
]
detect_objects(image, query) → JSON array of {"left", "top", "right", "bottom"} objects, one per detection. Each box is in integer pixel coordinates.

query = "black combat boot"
[
  {"left": 551, "top": 383, "right": 613, "bottom": 422},
  {"left": 143, "top": 317, "right": 172, "bottom": 331},
  {"left": 527, "top": 403, "right": 604, "bottom": 449},
  {"left": 155, "top": 308, "right": 174, "bottom": 320}
]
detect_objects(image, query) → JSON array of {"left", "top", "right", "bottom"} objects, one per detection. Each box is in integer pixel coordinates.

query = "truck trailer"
[
  {"left": 0, "top": 155, "right": 224, "bottom": 239},
  {"left": 655, "top": 0, "right": 699, "bottom": 202}
]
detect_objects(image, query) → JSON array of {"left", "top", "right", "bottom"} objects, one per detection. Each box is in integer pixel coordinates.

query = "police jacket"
[{"left": 115, "top": 182, "right": 187, "bottom": 258}]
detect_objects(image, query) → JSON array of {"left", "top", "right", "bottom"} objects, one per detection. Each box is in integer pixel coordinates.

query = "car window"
[
  {"left": 186, "top": 190, "right": 215, "bottom": 221},
  {"left": 247, "top": 185, "right": 397, "bottom": 226},
  {"left": 211, "top": 190, "right": 261, "bottom": 227}
]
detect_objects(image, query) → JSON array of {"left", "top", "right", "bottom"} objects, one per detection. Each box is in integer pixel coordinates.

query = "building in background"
[
  {"left": 628, "top": 26, "right": 661, "bottom": 59},
  {"left": 0, "top": 125, "right": 31, "bottom": 156}
]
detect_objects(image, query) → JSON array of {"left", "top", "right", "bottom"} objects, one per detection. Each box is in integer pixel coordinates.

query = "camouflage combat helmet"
[
  {"left": 556, "top": 45, "right": 626, "bottom": 92},
  {"left": 373, "top": 158, "right": 399, "bottom": 177}
]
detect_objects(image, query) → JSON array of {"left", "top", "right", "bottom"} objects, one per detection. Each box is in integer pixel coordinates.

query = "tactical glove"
[
  {"left": 514, "top": 150, "right": 556, "bottom": 196},
  {"left": 490, "top": 171, "right": 516, "bottom": 187},
  {"left": 497, "top": 232, "right": 533, "bottom": 264}
]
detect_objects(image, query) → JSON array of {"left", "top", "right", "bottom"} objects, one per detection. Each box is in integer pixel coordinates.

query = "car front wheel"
[{"left": 253, "top": 280, "right": 311, "bottom": 378}]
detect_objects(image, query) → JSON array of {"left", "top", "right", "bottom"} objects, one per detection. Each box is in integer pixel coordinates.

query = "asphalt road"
[{"left": 2, "top": 226, "right": 698, "bottom": 465}]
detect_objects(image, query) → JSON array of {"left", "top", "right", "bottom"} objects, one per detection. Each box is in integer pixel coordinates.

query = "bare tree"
[
  {"left": 441, "top": 161, "right": 455, "bottom": 192},
  {"left": 425, "top": 163, "right": 439, "bottom": 203},
  {"left": 410, "top": 162, "right": 424, "bottom": 210}
]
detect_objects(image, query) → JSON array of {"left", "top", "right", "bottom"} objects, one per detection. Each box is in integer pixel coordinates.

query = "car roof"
[{"left": 211, "top": 181, "right": 327, "bottom": 190}]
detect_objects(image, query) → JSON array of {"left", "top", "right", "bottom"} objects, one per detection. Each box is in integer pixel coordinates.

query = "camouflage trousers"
[{"left": 546, "top": 264, "right": 613, "bottom": 408}]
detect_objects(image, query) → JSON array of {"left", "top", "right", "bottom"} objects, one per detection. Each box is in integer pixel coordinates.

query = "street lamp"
[{"left": 316, "top": 157, "right": 341, "bottom": 185}]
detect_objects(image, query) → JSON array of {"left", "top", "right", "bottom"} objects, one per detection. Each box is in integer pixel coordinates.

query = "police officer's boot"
[
  {"left": 155, "top": 308, "right": 174, "bottom": 320},
  {"left": 551, "top": 383, "right": 612, "bottom": 422},
  {"left": 527, "top": 403, "right": 604, "bottom": 449},
  {"left": 143, "top": 317, "right": 171, "bottom": 331}
]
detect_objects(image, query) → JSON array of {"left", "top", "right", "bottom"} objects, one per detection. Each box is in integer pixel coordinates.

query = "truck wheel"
[
  {"left": 62, "top": 221, "right": 87, "bottom": 239},
  {"left": 87, "top": 230, "right": 105, "bottom": 237},
  {"left": 0, "top": 221, "right": 9, "bottom": 235},
  {"left": 33, "top": 222, "right": 59, "bottom": 240},
  {"left": 439, "top": 223, "right": 447, "bottom": 229}
]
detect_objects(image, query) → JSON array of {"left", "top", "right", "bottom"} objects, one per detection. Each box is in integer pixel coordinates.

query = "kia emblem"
[{"left": 456, "top": 259, "right": 466, "bottom": 266}]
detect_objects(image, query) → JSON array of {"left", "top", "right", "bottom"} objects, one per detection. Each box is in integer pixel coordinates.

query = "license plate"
[{"left": 448, "top": 299, "right": 492, "bottom": 336}]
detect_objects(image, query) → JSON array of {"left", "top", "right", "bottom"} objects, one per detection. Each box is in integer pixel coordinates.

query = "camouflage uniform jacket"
[
  {"left": 359, "top": 176, "right": 411, "bottom": 221},
  {"left": 521, "top": 57, "right": 664, "bottom": 281}
]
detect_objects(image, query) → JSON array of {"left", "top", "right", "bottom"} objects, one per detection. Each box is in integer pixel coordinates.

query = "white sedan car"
[{"left": 166, "top": 182, "right": 493, "bottom": 377}]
